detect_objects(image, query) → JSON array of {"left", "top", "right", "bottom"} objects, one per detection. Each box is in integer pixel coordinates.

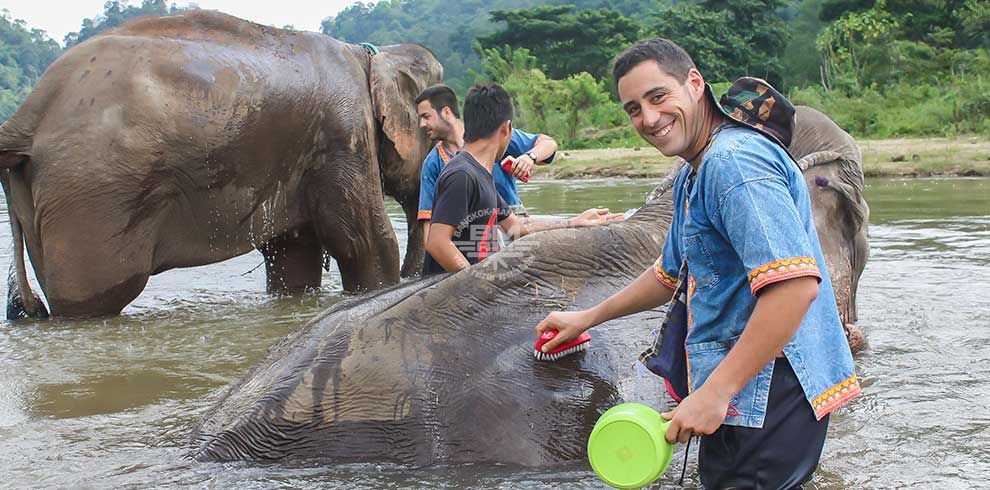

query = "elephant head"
[{"left": 369, "top": 45, "right": 444, "bottom": 276}]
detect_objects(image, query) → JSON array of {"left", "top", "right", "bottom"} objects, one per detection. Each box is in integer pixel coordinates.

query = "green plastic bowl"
[{"left": 587, "top": 403, "right": 673, "bottom": 489}]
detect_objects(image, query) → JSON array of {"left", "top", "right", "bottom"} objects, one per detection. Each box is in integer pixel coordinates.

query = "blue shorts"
[{"left": 698, "top": 357, "right": 829, "bottom": 490}]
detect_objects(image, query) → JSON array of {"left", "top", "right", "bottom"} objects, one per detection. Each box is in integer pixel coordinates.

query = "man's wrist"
[
  {"left": 526, "top": 151, "right": 538, "bottom": 163},
  {"left": 703, "top": 371, "right": 741, "bottom": 403}
]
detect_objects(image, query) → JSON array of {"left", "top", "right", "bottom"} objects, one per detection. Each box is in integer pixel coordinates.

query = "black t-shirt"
[{"left": 423, "top": 151, "right": 513, "bottom": 275}]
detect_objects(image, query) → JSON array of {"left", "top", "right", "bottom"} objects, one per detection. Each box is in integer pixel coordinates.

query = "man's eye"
[
  {"left": 651, "top": 94, "right": 664, "bottom": 104},
  {"left": 626, "top": 107, "right": 640, "bottom": 117}
]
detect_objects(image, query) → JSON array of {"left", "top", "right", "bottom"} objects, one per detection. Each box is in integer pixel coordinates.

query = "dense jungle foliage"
[{"left": 2, "top": 0, "right": 988, "bottom": 145}]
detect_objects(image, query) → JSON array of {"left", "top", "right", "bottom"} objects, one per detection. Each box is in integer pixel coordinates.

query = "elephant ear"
[{"left": 369, "top": 46, "right": 444, "bottom": 163}]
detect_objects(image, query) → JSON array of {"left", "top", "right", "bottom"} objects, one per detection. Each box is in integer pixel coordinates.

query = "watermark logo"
[{"left": 449, "top": 208, "right": 542, "bottom": 282}]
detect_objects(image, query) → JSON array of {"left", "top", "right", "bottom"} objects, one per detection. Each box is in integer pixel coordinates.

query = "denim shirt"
[{"left": 653, "top": 125, "right": 860, "bottom": 428}]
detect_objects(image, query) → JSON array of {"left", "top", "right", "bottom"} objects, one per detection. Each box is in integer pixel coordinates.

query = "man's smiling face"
[{"left": 618, "top": 60, "right": 706, "bottom": 158}]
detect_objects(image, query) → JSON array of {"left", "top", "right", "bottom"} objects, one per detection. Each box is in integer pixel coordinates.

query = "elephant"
[
  {"left": 0, "top": 10, "right": 440, "bottom": 319},
  {"left": 791, "top": 106, "right": 871, "bottom": 354},
  {"left": 190, "top": 106, "right": 870, "bottom": 466}
]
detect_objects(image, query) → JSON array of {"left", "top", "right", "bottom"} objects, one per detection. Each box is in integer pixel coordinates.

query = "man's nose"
[{"left": 641, "top": 104, "right": 662, "bottom": 128}]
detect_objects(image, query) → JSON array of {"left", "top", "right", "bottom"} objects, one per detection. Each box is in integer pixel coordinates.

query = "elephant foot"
[
  {"left": 6, "top": 292, "right": 50, "bottom": 320},
  {"left": 844, "top": 323, "right": 869, "bottom": 356}
]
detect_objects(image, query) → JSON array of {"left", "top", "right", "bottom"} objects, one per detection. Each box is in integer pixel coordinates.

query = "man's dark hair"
[
  {"left": 462, "top": 83, "right": 514, "bottom": 142},
  {"left": 612, "top": 38, "right": 697, "bottom": 85},
  {"left": 414, "top": 84, "right": 460, "bottom": 118}
]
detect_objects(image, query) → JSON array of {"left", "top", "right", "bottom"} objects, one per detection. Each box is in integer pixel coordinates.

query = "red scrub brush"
[
  {"left": 500, "top": 156, "right": 531, "bottom": 183},
  {"left": 534, "top": 329, "right": 591, "bottom": 361}
]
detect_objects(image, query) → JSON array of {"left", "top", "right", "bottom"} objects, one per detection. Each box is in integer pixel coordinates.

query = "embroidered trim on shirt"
[
  {"left": 653, "top": 256, "right": 678, "bottom": 289},
  {"left": 812, "top": 374, "right": 861, "bottom": 419},
  {"left": 417, "top": 210, "right": 432, "bottom": 220},
  {"left": 748, "top": 257, "right": 822, "bottom": 295},
  {"left": 436, "top": 143, "right": 453, "bottom": 164}
]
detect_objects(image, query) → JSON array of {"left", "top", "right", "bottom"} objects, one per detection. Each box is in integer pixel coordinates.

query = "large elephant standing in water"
[
  {"left": 191, "top": 106, "right": 870, "bottom": 465},
  {"left": 0, "top": 11, "right": 441, "bottom": 319}
]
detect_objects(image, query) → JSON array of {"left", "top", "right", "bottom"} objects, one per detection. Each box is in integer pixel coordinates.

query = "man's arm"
[
  {"left": 424, "top": 222, "right": 471, "bottom": 272},
  {"left": 498, "top": 208, "right": 623, "bottom": 240},
  {"left": 529, "top": 134, "right": 558, "bottom": 164},
  {"left": 507, "top": 132, "right": 558, "bottom": 179},
  {"left": 535, "top": 266, "right": 675, "bottom": 352},
  {"left": 663, "top": 276, "right": 818, "bottom": 443}
]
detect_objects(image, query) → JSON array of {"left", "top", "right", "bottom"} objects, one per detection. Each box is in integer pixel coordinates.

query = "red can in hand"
[{"left": 500, "top": 156, "right": 530, "bottom": 183}]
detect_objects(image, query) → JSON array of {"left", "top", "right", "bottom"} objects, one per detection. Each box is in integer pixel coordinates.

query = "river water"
[{"left": 0, "top": 178, "right": 987, "bottom": 489}]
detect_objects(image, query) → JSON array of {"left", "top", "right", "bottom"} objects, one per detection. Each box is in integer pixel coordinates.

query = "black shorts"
[{"left": 698, "top": 357, "right": 829, "bottom": 490}]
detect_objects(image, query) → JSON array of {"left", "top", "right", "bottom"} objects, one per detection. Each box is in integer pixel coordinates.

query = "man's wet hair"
[
  {"left": 414, "top": 84, "right": 460, "bottom": 118},
  {"left": 612, "top": 38, "right": 697, "bottom": 85},
  {"left": 463, "top": 83, "right": 513, "bottom": 143}
]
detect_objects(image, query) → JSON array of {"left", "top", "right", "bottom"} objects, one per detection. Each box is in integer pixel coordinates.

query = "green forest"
[{"left": 2, "top": 0, "right": 988, "bottom": 147}]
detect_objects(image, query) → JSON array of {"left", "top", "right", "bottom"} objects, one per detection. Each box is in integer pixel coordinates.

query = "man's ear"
[
  {"left": 440, "top": 106, "right": 454, "bottom": 120},
  {"left": 501, "top": 119, "right": 512, "bottom": 137},
  {"left": 686, "top": 68, "right": 706, "bottom": 101}
]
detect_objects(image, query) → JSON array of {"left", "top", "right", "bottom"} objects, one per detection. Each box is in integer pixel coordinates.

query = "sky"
[{"left": 3, "top": 0, "right": 358, "bottom": 45}]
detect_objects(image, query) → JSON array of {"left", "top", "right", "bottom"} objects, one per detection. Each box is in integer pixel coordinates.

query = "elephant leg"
[
  {"left": 259, "top": 226, "right": 323, "bottom": 294},
  {"left": 397, "top": 195, "right": 424, "bottom": 278},
  {"left": 310, "top": 192, "right": 400, "bottom": 293}
]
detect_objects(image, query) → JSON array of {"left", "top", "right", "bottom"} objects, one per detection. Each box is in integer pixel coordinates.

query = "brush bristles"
[{"left": 533, "top": 341, "right": 589, "bottom": 361}]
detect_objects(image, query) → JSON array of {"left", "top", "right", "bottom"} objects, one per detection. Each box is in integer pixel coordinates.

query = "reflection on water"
[{"left": 1, "top": 178, "right": 988, "bottom": 489}]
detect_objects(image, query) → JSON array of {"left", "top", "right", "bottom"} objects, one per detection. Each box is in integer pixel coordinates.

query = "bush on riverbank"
[{"left": 790, "top": 78, "right": 990, "bottom": 138}]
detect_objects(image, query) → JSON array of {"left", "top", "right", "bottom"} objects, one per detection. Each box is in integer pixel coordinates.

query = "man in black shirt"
[{"left": 424, "top": 84, "right": 623, "bottom": 275}]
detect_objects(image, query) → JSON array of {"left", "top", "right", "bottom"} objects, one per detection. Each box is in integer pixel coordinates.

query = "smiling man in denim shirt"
[{"left": 536, "top": 39, "right": 860, "bottom": 489}]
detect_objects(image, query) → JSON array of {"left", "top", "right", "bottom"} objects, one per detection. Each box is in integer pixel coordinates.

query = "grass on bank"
[{"left": 533, "top": 136, "right": 990, "bottom": 179}]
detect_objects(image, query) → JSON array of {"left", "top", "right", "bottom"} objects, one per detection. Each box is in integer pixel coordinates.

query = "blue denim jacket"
[{"left": 654, "top": 125, "right": 860, "bottom": 428}]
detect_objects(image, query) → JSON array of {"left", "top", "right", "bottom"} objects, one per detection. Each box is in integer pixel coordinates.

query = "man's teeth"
[{"left": 653, "top": 121, "right": 673, "bottom": 137}]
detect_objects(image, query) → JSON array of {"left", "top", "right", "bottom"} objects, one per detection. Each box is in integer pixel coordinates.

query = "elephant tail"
[{"left": 0, "top": 150, "right": 49, "bottom": 320}]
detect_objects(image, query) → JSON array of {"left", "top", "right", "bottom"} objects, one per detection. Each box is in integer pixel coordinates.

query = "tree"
[
  {"left": 478, "top": 5, "right": 641, "bottom": 80},
  {"left": 817, "top": 0, "right": 874, "bottom": 22},
  {"left": 651, "top": 0, "right": 790, "bottom": 87},
  {"left": 781, "top": 0, "right": 830, "bottom": 88},
  {"left": 474, "top": 45, "right": 614, "bottom": 144},
  {"left": 322, "top": 0, "right": 669, "bottom": 93},
  {"left": 0, "top": 10, "right": 61, "bottom": 122},
  {"left": 815, "top": 0, "right": 990, "bottom": 90}
]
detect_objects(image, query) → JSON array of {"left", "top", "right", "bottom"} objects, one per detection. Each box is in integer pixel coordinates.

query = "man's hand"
[
  {"left": 511, "top": 154, "right": 535, "bottom": 180},
  {"left": 535, "top": 310, "right": 594, "bottom": 353},
  {"left": 570, "top": 208, "right": 625, "bottom": 227},
  {"left": 661, "top": 384, "right": 732, "bottom": 443}
]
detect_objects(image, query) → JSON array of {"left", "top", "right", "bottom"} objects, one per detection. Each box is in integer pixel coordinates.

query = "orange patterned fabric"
[
  {"left": 436, "top": 142, "right": 453, "bottom": 164},
  {"left": 653, "top": 256, "right": 678, "bottom": 289},
  {"left": 417, "top": 210, "right": 432, "bottom": 220},
  {"left": 812, "top": 374, "right": 861, "bottom": 419},
  {"left": 747, "top": 257, "right": 822, "bottom": 295}
]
